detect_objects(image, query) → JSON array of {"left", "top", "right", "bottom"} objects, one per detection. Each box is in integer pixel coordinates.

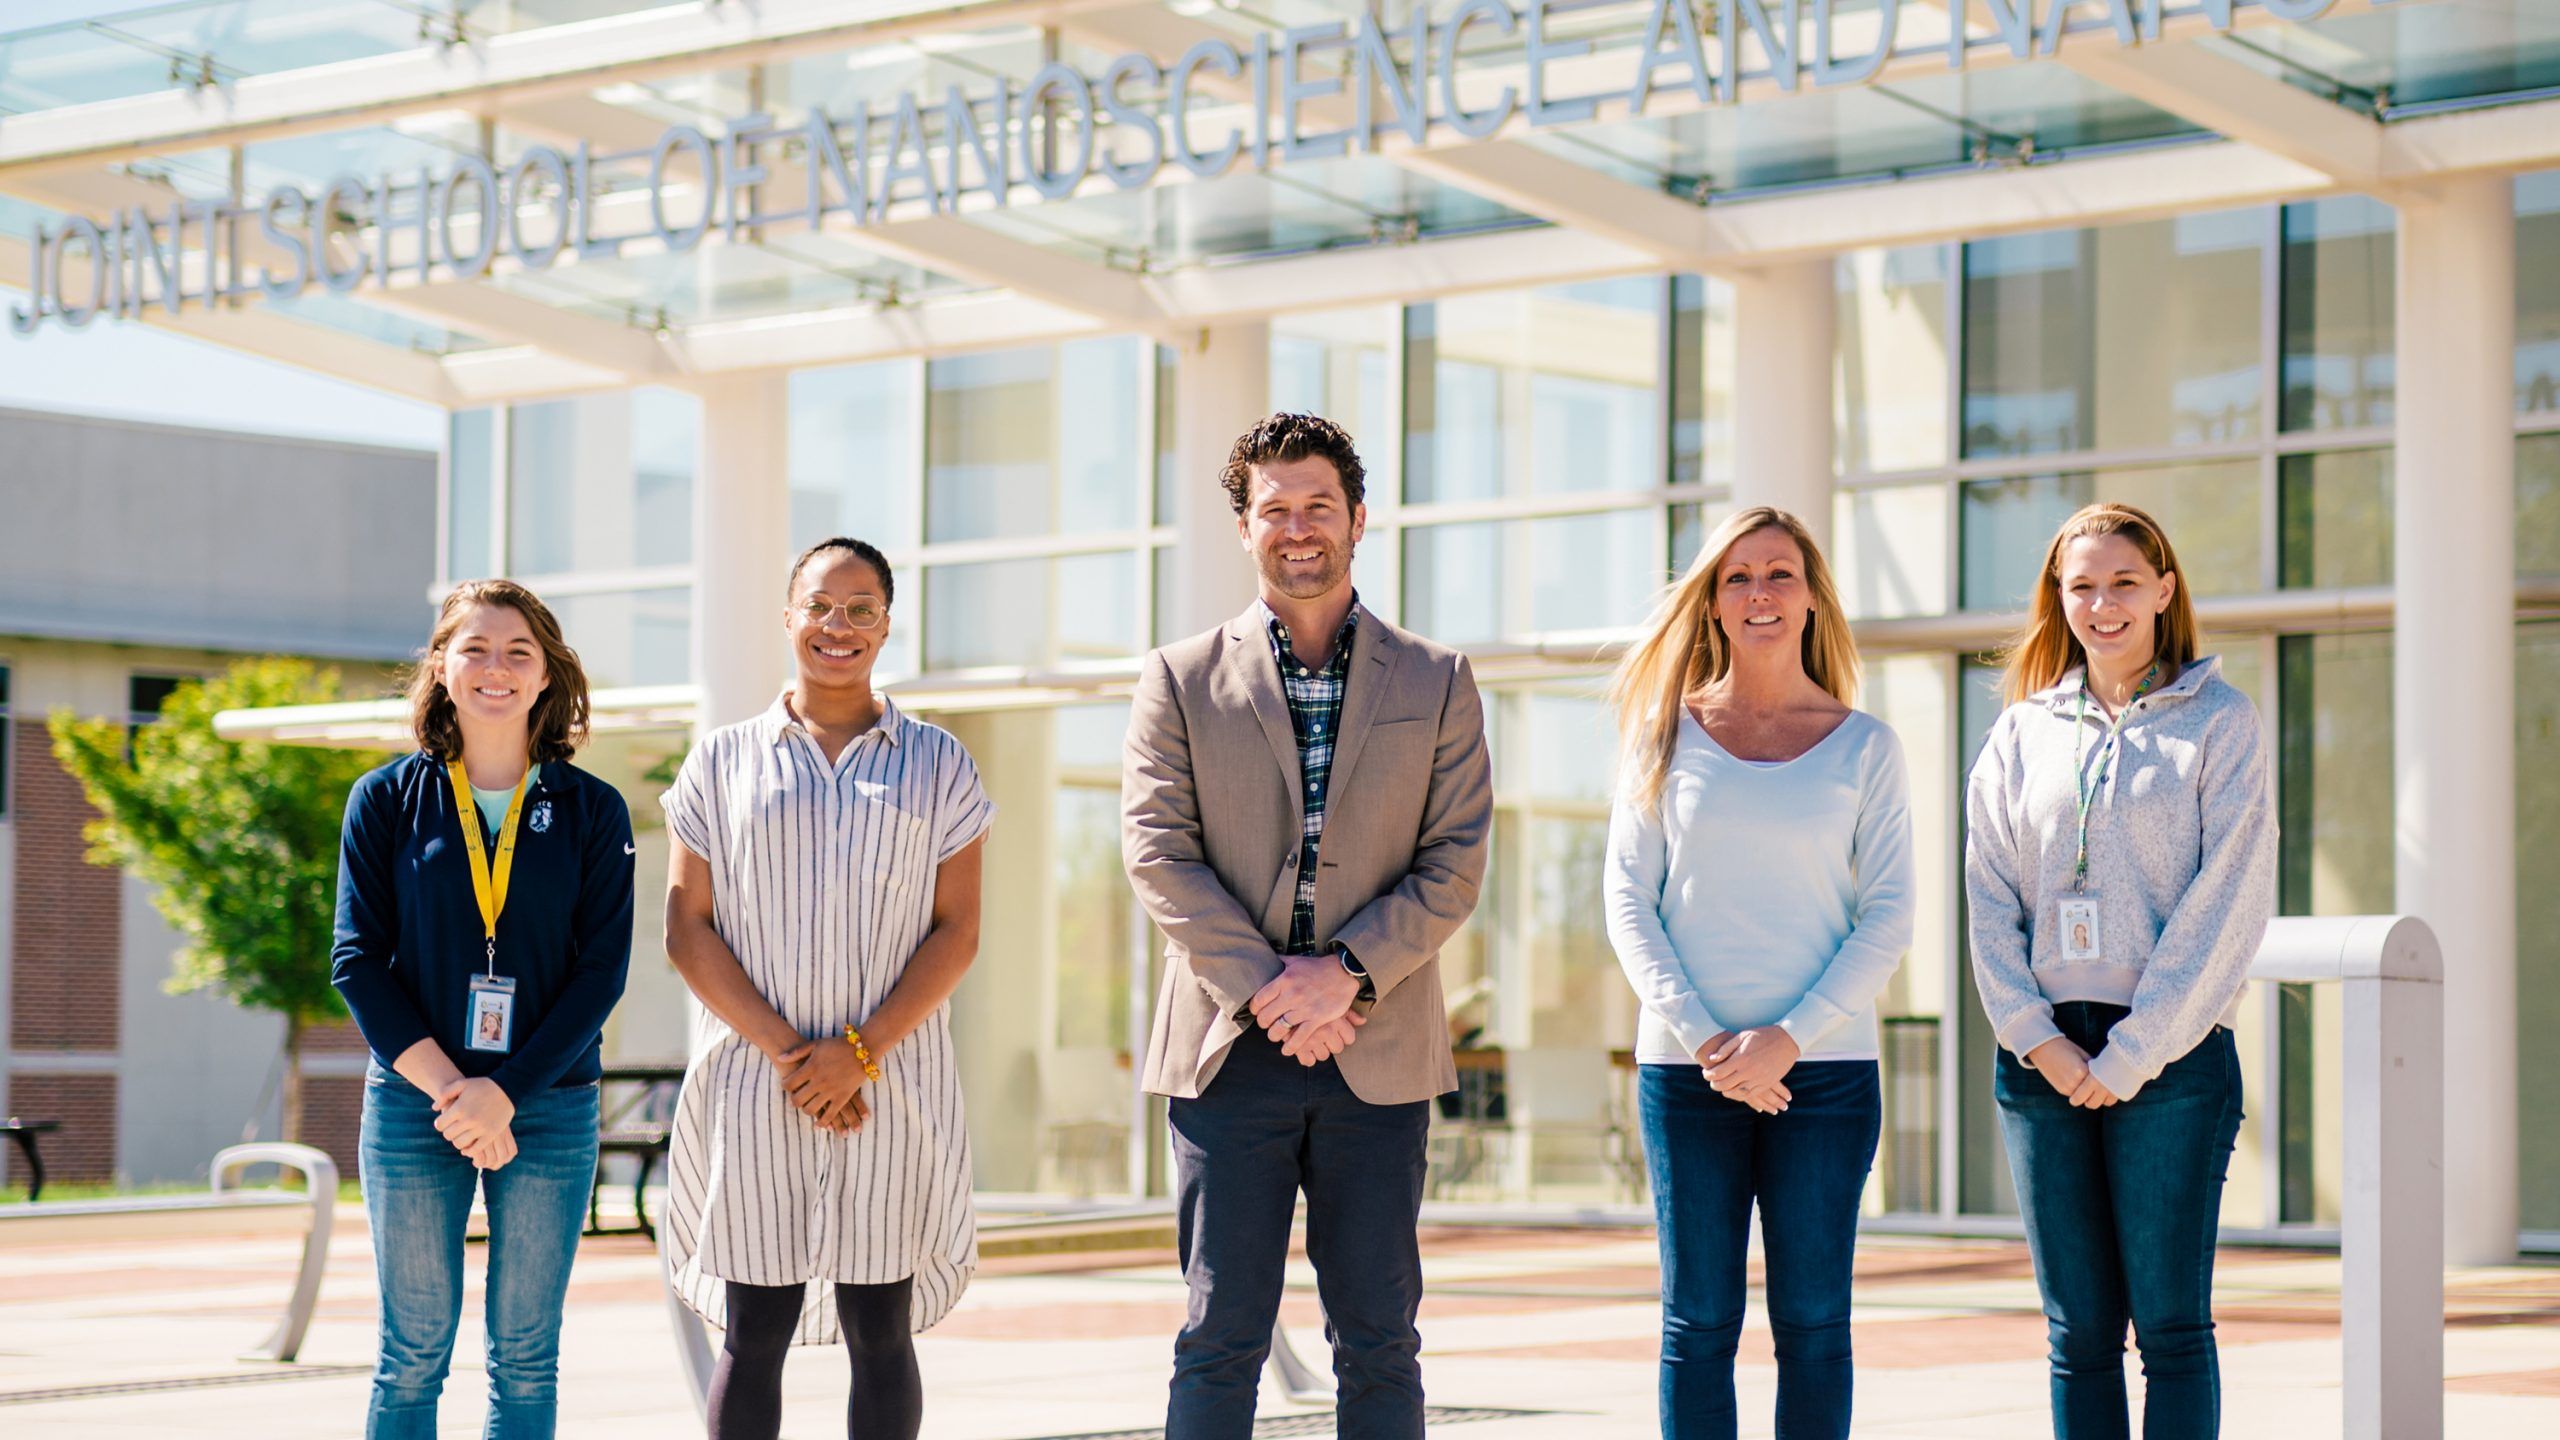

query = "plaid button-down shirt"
[{"left": 1261, "top": 598, "right": 1359, "bottom": 957}]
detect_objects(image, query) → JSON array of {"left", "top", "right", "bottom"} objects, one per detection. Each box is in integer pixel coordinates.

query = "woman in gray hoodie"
[{"left": 1964, "top": 502, "right": 2276, "bottom": 1440}]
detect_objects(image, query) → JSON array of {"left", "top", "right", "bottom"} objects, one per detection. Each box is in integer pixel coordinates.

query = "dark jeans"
[
  {"left": 360, "top": 1071, "right": 598, "bottom": 1440},
  {"left": 1638, "top": 1059, "right": 1880, "bottom": 1440},
  {"left": 1165, "top": 1025, "right": 1433, "bottom": 1440},
  {"left": 1996, "top": 1002, "right": 2245, "bottom": 1440}
]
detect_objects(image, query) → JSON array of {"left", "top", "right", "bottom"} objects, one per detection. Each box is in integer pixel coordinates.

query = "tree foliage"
[{"left": 51, "top": 660, "right": 390, "bottom": 1133}]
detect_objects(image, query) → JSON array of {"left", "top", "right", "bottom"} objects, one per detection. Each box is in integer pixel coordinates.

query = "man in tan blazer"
[{"left": 1123, "top": 413, "right": 1492, "bottom": 1440}]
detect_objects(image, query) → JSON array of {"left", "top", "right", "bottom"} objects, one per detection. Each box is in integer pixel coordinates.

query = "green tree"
[{"left": 51, "top": 658, "right": 390, "bottom": 1142}]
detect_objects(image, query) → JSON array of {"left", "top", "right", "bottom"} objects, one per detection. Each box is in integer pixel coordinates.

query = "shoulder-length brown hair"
[
  {"left": 1998, "top": 502, "right": 2199, "bottom": 705},
  {"left": 407, "top": 580, "right": 590, "bottom": 763},
  {"left": 1605, "top": 506, "right": 1860, "bottom": 811}
]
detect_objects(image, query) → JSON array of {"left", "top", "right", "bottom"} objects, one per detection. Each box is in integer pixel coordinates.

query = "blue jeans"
[
  {"left": 1996, "top": 1003, "right": 2244, "bottom": 1440},
  {"left": 360, "top": 1070, "right": 599, "bottom": 1440},
  {"left": 1638, "top": 1059, "right": 1880, "bottom": 1440},
  {"left": 1165, "top": 1025, "right": 1433, "bottom": 1440}
]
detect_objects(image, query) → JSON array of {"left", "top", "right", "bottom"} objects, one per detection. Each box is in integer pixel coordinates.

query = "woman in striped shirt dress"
[{"left": 660, "top": 537, "right": 995, "bottom": 1440}]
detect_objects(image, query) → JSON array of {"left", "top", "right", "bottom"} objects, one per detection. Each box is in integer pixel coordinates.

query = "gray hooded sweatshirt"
[{"left": 1963, "top": 655, "right": 2277, "bottom": 1101}]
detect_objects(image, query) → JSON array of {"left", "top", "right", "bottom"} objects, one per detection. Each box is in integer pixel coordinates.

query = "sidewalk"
[{"left": 3, "top": 1205, "right": 2555, "bottom": 1437}]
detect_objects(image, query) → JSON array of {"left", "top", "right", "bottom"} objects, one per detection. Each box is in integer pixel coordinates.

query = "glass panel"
[
  {"left": 1959, "top": 459, "right": 2261, "bottom": 612},
  {"left": 1154, "top": 345, "right": 1179, "bottom": 528},
  {"left": 1402, "top": 510, "right": 1659, "bottom": 646},
  {"left": 1405, "top": 282, "right": 1663, "bottom": 505},
  {"left": 2523, "top": 433, "right": 2560, "bottom": 576},
  {"left": 1672, "top": 274, "right": 1736, "bottom": 490},
  {"left": 2276, "top": 631, "right": 2395, "bottom": 1226},
  {"left": 1962, "top": 211, "right": 2264, "bottom": 459},
  {"left": 2519, "top": 622, "right": 2560, "bottom": 1230},
  {"left": 1837, "top": 246, "right": 1950, "bottom": 475},
  {"left": 1270, "top": 307, "right": 1395, "bottom": 463},
  {"left": 447, "top": 409, "right": 496, "bottom": 582},
  {"left": 1866, "top": 653, "right": 1952, "bottom": 1215},
  {"left": 923, "top": 552, "right": 1137, "bottom": 670},
  {"left": 2282, "top": 198, "right": 2396, "bottom": 434},
  {"left": 1956, "top": 653, "right": 2018, "bottom": 1216},
  {"left": 2225, "top": 3, "right": 2560, "bottom": 110},
  {"left": 925, "top": 340, "right": 1143, "bottom": 543},
  {"left": 508, "top": 389, "right": 697, "bottom": 575},
  {"left": 1833, "top": 483, "right": 1949, "bottom": 620},
  {"left": 790, "top": 362, "right": 921, "bottom": 552},
  {"left": 2279, "top": 449, "right": 2393, "bottom": 590},
  {"left": 551, "top": 588, "right": 690, "bottom": 688},
  {"left": 2521, "top": 171, "right": 2560, "bottom": 415}
]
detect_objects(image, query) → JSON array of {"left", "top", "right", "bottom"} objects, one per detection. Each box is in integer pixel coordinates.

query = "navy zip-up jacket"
[{"left": 331, "top": 751, "right": 635, "bottom": 1100}]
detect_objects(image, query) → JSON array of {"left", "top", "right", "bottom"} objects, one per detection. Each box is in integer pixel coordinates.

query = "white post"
[
  {"left": 1731, "top": 258, "right": 1837, "bottom": 551},
  {"left": 690, "top": 374, "right": 793, "bottom": 730},
  {"left": 2392, "top": 174, "right": 2516, "bottom": 1266},
  {"left": 1165, "top": 322, "right": 1269, "bottom": 638}
]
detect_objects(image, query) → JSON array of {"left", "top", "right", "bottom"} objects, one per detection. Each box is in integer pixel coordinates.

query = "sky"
[{"left": 0, "top": 0, "right": 448, "bottom": 451}]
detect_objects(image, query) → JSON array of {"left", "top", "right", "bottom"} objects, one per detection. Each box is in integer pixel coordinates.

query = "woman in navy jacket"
[{"left": 332, "top": 579, "right": 633, "bottom": 1440}]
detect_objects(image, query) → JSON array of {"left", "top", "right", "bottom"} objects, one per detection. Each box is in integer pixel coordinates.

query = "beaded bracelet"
[{"left": 842, "top": 1024, "right": 885, "bottom": 1083}]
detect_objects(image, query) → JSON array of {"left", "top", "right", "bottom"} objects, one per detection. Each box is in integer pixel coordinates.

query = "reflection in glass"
[
  {"left": 1962, "top": 213, "right": 2264, "bottom": 458},
  {"left": 926, "top": 339, "right": 1142, "bottom": 543},
  {"left": 1833, "top": 483, "right": 1950, "bottom": 619},
  {"left": 1865, "top": 652, "right": 1952, "bottom": 1214},
  {"left": 2279, "top": 449, "right": 2392, "bottom": 590},
  {"left": 923, "top": 552, "right": 1136, "bottom": 670},
  {"left": 1672, "top": 275, "right": 1736, "bottom": 490},
  {"left": 2520, "top": 171, "right": 2560, "bottom": 414},
  {"left": 448, "top": 409, "right": 495, "bottom": 581},
  {"left": 1959, "top": 460, "right": 2260, "bottom": 612},
  {"left": 1052, "top": 704, "right": 1134, "bottom": 1060},
  {"left": 1406, "top": 282, "right": 1663, "bottom": 504},
  {"left": 2282, "top": 199, "right": 2396, "bottom": 433},
  {"left": 2523, "top": 434, "right": 2560, "bottom": 575},
  {"left": 507, "top": 389, "right": 697, "bottom": 575},
  {"left": 1402, "top": 511, "right": 1659, "bottom": 645},
  {"left": 791, "top": 362, "right": 921, "bottom": 550},
  {"left": 1837, "top": 246, "right": 1950, "bottom": 474},
  {"left": 1271, "top": 307, "right": 1395, "bottom": 473},
  {"left": 549, "top": 588, "right": 690, "bottom": 688},
  {"left": 2518, "top": 624, "right": 2560, "bottom": 1228},
  {"left": 1956, "top": 654, "right": 2018, "bottom": 1216}
]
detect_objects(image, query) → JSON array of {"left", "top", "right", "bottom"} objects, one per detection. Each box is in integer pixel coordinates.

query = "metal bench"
[
  {"left": 0, "top": 1142, "right": 336, "bottom": 1362},
  {"left": 590, "top": 1064, "right": 683, "bottom": 1237}
]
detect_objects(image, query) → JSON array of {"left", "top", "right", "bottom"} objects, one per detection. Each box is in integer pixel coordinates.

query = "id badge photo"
[
  {"left": 466, "top": 973, "right": 517, "bottom": 1054},
  {"left": 2056, "top": 896, "right": 2105, "bottom": 963}
]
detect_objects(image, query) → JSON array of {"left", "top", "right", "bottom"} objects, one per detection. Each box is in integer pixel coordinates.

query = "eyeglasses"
[{"left": 795, "top": 597, "right": 886, "bottom": 631}]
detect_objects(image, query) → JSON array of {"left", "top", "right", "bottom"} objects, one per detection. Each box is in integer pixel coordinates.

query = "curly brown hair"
[
  {"left": 1218, "top": 412, "right": 1367, "bottom": 516},
  {"left": 407, "top": 580, "right": 591, "bottom": 763}
]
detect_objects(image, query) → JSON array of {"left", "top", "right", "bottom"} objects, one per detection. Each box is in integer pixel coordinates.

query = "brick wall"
[
  {"left": 10, "top": 722, "right": 121, "bottom": 1050},
  {"left": 8, "top": 722, "right": 121, "bottom": 1184},
  {"left": 298, "top": 1074, "right": 364, "bottom": 1180},
  {"left": 1, "top": 1073, "right": 114, "bottom": 1186}
]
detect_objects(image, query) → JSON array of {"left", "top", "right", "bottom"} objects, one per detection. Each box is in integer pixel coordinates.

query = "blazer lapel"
[
  {"left": 1226, "top": 609, "right": 1305, "bottom": 804},
  {"left": 1322, "top": 605, "right": 1401, "bottom": 803}
]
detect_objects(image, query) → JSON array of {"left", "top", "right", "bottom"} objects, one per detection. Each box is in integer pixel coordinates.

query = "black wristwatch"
[{"left": 1335, "top": 943, "right": 1375, "bottom": 1002}]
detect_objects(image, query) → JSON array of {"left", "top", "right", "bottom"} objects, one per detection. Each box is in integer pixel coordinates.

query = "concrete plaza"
[{"left": 4, "top": 1206, "right": 2556, "bottom": 1438}]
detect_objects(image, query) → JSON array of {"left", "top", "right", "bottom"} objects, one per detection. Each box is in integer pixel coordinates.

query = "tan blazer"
[{"left": 1123, "top": 601, "right": 1493, "bottom": 1105}]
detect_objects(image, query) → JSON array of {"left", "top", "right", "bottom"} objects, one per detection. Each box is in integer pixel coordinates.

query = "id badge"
[
  {"left": 2056, "top": 896, "right": 2104, "bottom": 963},
  {"left": 466, "top": 973, "right": 517, "bottom": 1054}
]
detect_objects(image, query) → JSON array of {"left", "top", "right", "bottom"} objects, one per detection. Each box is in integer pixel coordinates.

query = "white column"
[
  {"left": 1165, "top": 322, "right": 1269, "bottom": 638},
  {"left": 1730, "top": 258, "right": 1837, "bottom": 552},
  {"left": 690, "top": 374, "right": 793, "bottom": 730},
  {"left": 2393, "top": 174, "right": 2517, "bottom": 1265}
]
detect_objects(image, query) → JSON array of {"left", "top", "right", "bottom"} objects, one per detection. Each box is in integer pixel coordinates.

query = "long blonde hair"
[
  {"left": 1998, "top": 502, "right": 2199, "bottom": 705},
  {"left": 1606, "top": 506, "right": 1859, "bottom": 810}
]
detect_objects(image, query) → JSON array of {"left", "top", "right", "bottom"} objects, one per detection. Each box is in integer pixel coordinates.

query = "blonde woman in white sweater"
[{"left": 1964, "top": 502, "right": 2277, "bottom": 1440}]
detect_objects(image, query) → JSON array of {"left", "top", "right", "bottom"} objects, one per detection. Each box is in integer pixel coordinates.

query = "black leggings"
[{"left": 706, "top": 1278, "right": 921, "bottom": 1440}]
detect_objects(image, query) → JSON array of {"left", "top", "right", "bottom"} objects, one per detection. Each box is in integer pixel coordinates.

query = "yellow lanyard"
[{"left": 447, "top": 760, "right": 531, "bottom": 976}]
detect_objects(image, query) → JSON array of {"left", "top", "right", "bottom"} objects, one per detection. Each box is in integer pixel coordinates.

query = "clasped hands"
[
  {"left": 432, "top": 1077, "right": 518, "bottom": 1169},
  {"left": 1248, "top": 953, "right": 1365, "bottom": 1067},
  {"left": 772, "top": 1035, "right": 875, "bottom": 1133},
  {"left": 1694, "top": 1027, "right": 1801, "bottom": 1114},
  {"left": 2024, "top": 1036, "right": 2120, "bottom": 1108}
]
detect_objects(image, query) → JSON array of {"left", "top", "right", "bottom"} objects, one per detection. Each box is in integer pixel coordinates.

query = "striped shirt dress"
[{"left": 660, "top": 694, "right": 996, "bottom": 1342}]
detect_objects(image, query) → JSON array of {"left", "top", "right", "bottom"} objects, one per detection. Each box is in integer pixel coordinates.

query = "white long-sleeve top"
[{"left": 1605, "top": 709, "right": 1917, "bottom": 1064}]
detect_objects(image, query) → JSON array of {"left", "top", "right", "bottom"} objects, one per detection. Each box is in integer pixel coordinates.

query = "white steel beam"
[
  {"left": 1393, "top": 141, "right": 1731, "bottom": 271},
  {"left": 2063, "top": 37, "right": 2388, "bottom": 190},
  {"left": 367, "top": 283, "right": 681, "bottom": 379}
]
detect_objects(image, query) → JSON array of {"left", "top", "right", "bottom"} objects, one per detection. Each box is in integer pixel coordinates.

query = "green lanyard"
[{"left": 2070, "top": 660, "right": 2161, "bottom": 892}]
